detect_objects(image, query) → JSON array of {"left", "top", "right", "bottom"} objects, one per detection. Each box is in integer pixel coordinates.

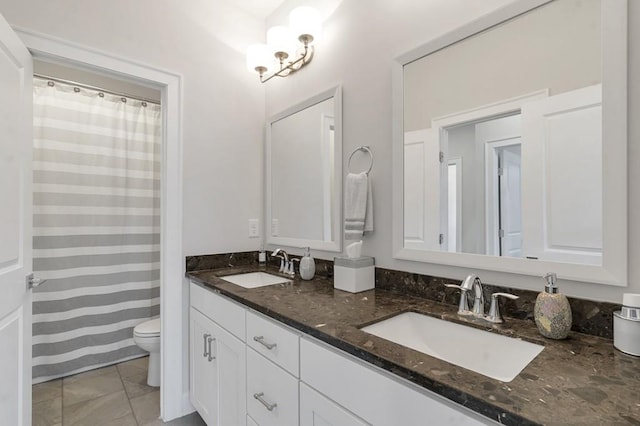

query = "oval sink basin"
[
  {"left": 220, "top": 272, "right": 291, "bottom": 288},
  {"left": 361, "top": 312, "right": 543, "bottom": 382}
]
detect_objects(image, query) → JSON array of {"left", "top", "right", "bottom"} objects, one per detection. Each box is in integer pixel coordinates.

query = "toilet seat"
[{"left": 134, "top": 318, "right": 160, "bottom": 338}]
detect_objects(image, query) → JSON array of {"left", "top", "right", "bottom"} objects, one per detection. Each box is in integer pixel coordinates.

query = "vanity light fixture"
[{"left": 246, "top": 6, "right": 321, "bottom": 83}]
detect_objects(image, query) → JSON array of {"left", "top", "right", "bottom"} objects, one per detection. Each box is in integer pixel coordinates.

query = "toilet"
[{"left": 133, "top": 317, "right": 161, "bottom": 387}]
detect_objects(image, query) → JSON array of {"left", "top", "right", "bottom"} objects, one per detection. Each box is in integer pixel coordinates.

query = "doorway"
[
  {"left": 18, "top": 29, "right": 185, "bottom": 421},
  {"left": 440, "top": 112, "right": 522, "bottom": 256},
  {"left": 31, "top": 60, "right": 162, "bottom": 384}
]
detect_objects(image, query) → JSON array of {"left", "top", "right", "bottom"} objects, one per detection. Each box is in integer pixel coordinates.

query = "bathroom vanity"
[{"left": 187, "top": 267, "right": 640, "bottom": 426}]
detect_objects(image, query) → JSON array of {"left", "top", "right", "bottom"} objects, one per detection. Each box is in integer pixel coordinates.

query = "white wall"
[
  {"left": 448, "top": 124, "right": 484, "bottom": 254},
  {"left": 0, "top": 0, "right": 266, "bottom": 258},
  {"left": 264, "top": 0, "right": 640, "bottom": 304}
]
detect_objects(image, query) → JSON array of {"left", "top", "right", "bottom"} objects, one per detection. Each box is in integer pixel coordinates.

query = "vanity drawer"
[
  {"left": 247, "top": 310, "right": 300, "bottom": 376},
  {"left": 190, "top": 282, "right": 246, "bottom": 341},
  {"left": 247, "top": 348, "right": 299, "bottom": 426}
]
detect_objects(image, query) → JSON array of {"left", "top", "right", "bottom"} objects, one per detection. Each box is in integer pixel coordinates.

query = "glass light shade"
[
  {"left": 289, "top": 6, "right": 322, "bottom": 44},
  {"left": 246, "top": 44, "right": 271, "bottom": 73},
  {"left": 267, "top": 26, "right": 295, "bottom": 60}
]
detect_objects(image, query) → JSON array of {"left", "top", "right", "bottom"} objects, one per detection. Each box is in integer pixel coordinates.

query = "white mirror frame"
[
  {"left": 391, "top": 0, "right": 627, "bottom": 286},
  {"left": 266, "top": 85, "right": 343, "bottom": 252}
]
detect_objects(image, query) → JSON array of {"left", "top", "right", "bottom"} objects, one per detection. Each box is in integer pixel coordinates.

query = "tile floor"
[{"left": 32, "top": 356, "right": 206, "bottom": 426}]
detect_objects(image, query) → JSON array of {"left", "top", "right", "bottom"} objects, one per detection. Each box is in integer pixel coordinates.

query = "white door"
[
  {"left": 521, "top": 84, "right": 602, "bottom": 265},
  {"left": 190, "top": 307, "right": 218, "bottom": 426},
  {"left": 0, "top": 13, "right": 33, "bottom": 426},
  {"left": 499, "top": 146, "right": 522, "bottom": 257},
  {"left": 403, "top": 128, "right": 442, "bottom": 251}
]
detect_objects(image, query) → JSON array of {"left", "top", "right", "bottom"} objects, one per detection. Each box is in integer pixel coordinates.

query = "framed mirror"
[
  {"left": 392, "top": 0, "right": 627, "bottom": 285},
  {"left": 266, "top": 86, "right": 342, "bottom": 252}
]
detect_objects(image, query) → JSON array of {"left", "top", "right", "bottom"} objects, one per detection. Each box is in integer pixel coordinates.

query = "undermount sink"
[
  {"left": 220, "top": 271, "right": 291, "bottom": 288},
  {"left": 361, "top": 312, "right": 543, "bottom": 382}
]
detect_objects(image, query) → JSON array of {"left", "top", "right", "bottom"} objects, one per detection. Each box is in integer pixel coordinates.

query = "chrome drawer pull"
[
  {"left": 253, "top": 335, "right": 277, "bottom": 350},
  {"left": 207, "top": 336, "right": 216, "bottom": 361},
  {"left": 203, "top": 333, "right": 211, "bottom": 357},
  {"left": 253, "top": 392, "right": 277, "bottom": 411}
]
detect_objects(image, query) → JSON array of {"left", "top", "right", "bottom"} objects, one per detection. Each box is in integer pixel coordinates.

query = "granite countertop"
[{"left": 187, "top": 266, "right": 640, "bottom": 426}]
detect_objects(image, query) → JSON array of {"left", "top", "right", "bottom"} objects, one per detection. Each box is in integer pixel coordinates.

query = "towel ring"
[{"left": 348, "top": 146, "right": 374, "bottom": 175}]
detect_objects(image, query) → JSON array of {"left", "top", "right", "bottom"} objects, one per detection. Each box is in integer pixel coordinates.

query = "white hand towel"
[{"left": 344, "top": 172, "right": 374, "bottom": 240}]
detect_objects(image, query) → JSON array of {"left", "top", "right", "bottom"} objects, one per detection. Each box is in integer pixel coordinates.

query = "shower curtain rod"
[{"left": 34, "top": 73, "right": 161, "bottom": 105}]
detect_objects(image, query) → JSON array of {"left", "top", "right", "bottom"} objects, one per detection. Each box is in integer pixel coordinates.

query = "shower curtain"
[{"left": 31, "top": 77, "right": 161, "bottom": 383}]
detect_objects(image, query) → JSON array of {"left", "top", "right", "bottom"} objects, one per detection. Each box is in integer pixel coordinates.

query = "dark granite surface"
[
  {"left": 187, "top": 253, "right": 618, "bottom": 340},
  {"left": 187, "top": 265, "right": 640, "bottom": 426},
  {"left": 376, "top": 268, "right": 618, "bottom": 339}
]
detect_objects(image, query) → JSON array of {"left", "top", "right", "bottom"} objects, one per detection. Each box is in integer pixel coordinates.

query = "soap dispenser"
[
  {"left": 299, "top": 247, "right": 315, "bottom": 280},
  {"left": 534, "top": 272, "right": 572, "bottom": 339}
]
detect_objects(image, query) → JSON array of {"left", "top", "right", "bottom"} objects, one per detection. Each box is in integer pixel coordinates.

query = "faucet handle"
[
  {"left": 444, "top": 284, "right": 472, "bottom": 315},
  {"left": 289, "top": 258, "right": 300, "bottom": 275},
  {"left": 444, "top": 284, "right": 463, "bottom": 290},
  {"left": 486, "top": 292, "right": 519, "bottom": 324}
]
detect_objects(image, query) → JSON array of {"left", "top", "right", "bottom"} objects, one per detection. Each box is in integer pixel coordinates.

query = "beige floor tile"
[
  {"left": 33, "top": 379, "right": 62, "bottom": 404},
  {"left": 63, "top": 390, "right": 132, "bottom": 426},
  {"left": 63, "top": 367, "right": 125, "bottom": 407},
  {"left": 117, "top": 356, "right": 149, "bottom": 379},
  {"left": 32, "top": 396, "right": 62, "bottom": 426},
  {"left": 130, "top": 389, "right": 160, "bottom": 425},
  {"left": 64, "top": 366, "right": 118, "bottom": 383},
  {"left": 98, "top": 413, "right": 139, "bottom": 426},
  {"left": 122, "top": 371, "right": 156, "bottom": 399}
]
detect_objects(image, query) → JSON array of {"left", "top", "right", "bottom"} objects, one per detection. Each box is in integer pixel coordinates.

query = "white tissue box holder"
[{"left": 334, "top": 256, "right": 375, "bottom": 293}]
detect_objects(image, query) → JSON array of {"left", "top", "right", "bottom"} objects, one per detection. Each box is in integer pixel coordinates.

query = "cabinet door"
[
  {"left": 190, "top": 307, "right": 219, "bottom": 426},
  {"left": 214, "top": 320, "right": 247, "bottom": 426},
  {"left": 300, "top": 383, "right": 369, "bottom": 426}
]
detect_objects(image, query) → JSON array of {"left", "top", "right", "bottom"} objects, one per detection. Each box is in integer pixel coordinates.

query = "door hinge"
[
  {"left": 439, "top": 233, "right": 444, "bottom": 245},
  {"left": 439, "top": 151, "right": 444, "bottom": 163},
  {"left": 498, "top": 229, "right": 505, "bottom": 238},
  {"left": 498, "top": 167, "right": 504, "bottom": 176}
]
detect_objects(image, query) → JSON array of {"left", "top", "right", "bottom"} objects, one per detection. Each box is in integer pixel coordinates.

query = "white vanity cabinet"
[
  {"left": 190, "top": 282, "right": 497, "bottom": 426},
  {"left": 300, "top": 382, "right": 369, "bottom": 426},
  {"left": 189, "top": 284, "right": 247, "bottom": 426},
  {"left": 300, "top": 338, "right": 495, "bottom": 426}
]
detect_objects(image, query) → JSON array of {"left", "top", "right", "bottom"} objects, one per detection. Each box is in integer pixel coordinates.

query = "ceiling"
[{"left": 233, "top": 0, "right": 287, "bottom": 19}]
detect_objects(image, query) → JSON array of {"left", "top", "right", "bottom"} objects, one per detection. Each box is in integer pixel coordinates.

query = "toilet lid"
[{"left": 134, "top": 318, "right": 160, "bottom": 336}]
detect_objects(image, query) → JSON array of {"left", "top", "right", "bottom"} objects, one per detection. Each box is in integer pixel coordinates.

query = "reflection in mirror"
[
  {"left": 392, "top": 0, "right": 627, "bottom": 285},
  {"left": 403, "top": 0, "right": 602, "bottom": 266},
  {"left": 267, "top": 86, "right": 342, "bottom": 252}
]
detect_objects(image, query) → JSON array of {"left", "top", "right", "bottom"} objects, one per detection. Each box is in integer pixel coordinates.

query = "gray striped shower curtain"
[{"left": 31, "top": 77, "right": 161, "bottom": 383}]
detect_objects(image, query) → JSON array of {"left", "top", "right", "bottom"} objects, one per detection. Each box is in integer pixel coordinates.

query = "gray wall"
[{"left": 404, "top": 0, "right": 601, "bottom": 132}]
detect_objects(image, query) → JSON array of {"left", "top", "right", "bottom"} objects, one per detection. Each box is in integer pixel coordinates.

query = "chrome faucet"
[
  {"left": 445, "top": 274, "right": 519, "bottom": 324},
  {"left": 271, "top": 248, "right": 295, "bottom": 276},
  {"left": 446, "top": 274, "right": 483, "bottom": 316}
]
